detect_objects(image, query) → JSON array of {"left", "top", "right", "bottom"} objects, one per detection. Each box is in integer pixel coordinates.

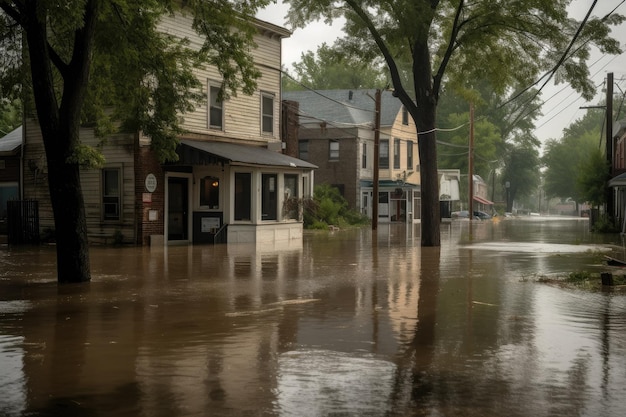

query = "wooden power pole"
[
  {"left": 372, "top": 89, "right": 381, "bottom": 231},
  {"left": 468, "top": 102, "right": 474, "bottom": 221}
]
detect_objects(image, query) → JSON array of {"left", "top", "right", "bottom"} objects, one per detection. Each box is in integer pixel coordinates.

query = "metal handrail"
[{"left": 213, "top": 223, "right": 228, "bottom": 244}]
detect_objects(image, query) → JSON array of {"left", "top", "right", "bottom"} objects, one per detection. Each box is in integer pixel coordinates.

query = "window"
[
  {"left": 200, "top": 176, "right": 220, "bottom": 209},
  {"left": 299, "top": 140, "right": 309, "bottom": 161},
  {"left": 284, "top": 174, "right": 298, "bottom": 199},
  {"left": 394, "top": 138, "right": 400, "bottom": 169},
  {"left": 379, "top": 139, "right": 389, "bottom": 169},
  {"left": 102, "top": 168, "right": 120, "bottom": 220},
  {"left": 362, "top": 143, "right": 367, "bottom": 169},
  {"left": 283, "top": 174, "right": 299, "bottom": 220},
  {"left": 261, "top": 92, "right": 274, "bottom": 134},
  {"left": 329, "top": 140, "right": 339, "bottom": 160},
  {"left": 209, "top": 84, "right": 223, "bottom": 129},
  {"left": 407, "top": 141, "right": 413, "bottom": 171},
  {"left": 402, "top": 107, "right": 409, "bottom": 125},
  {"left": 234, "top": 173, "right": 251, "bottom": 221},
  {"left": 262, "top": 174, "right": 277, "bottom": 220}
]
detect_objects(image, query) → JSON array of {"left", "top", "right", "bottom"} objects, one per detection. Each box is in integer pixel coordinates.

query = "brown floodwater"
[{"left": 1, "top": 217, "right": 626, "bottom": 416}]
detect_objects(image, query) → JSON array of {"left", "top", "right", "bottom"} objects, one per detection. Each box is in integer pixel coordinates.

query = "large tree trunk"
[
  {"left": 413, "top": 39, "right": 440, "bottom": 247},
  {"left": 45, "top": 130, "right": 92, "bottom": 284},
  {"left": 416, "top": 106, "right": 441, "bottom": 247},
  {"left": 23, "top": 0, "right": 97, "bottom": 283}
]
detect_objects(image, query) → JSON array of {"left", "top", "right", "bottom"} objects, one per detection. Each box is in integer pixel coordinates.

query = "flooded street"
[{"left": 1, "top": 217, "right": 626, "bottom": 416}]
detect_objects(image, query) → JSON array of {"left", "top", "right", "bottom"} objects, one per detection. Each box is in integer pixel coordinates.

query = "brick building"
[{"left": 283, "top": 89, "right": 420, "bottom": 223}]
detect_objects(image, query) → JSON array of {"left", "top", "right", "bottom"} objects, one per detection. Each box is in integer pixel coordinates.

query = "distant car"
[
  {"left": 452, "top": 210, "right": 469, "bottom": 219},
  {"left": 451, "top": 210, "right": 492, "bottom": 220}
]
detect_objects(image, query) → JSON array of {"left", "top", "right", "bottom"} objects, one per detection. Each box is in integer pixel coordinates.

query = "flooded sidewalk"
[{"left": 1, "top": 217, "right": 626, "bottom": 416}]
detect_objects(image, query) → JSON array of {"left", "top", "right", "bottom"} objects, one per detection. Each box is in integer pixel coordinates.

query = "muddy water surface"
[{"left": 1, "top": 217, "right": 626, "bottom": 416}]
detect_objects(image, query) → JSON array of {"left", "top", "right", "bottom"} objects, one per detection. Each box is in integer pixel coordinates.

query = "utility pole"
[
  {"left": 468, "top": 102, "right": 474, "bottom": 221},
  {"left": 606, "top": 72, "right": 614, "bottom": 219},
  {"left": 372, "top": 89, "right": 381, "bottom": 231}
]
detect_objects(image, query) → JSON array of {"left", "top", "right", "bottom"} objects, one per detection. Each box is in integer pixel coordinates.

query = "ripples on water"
[{"left": 0, "top": 218, "right": 625, "bottom": 416}]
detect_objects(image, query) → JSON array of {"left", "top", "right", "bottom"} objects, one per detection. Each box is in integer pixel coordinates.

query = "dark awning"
[
  {"left": 609, "top": 171, "right": 626, "bottom": 187},
  {"left": 473, "top": 195, "right": 493, "bottom": 205},
  {"left": 177, "top": 139, "right": 317, "bottom": 169}
]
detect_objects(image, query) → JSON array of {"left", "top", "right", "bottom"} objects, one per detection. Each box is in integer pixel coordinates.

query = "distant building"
[{"left": 283, "top": 89, "right": 420, "bottom": 223}]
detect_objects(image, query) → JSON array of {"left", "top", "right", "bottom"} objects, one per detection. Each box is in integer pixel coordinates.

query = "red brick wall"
[
  {"left": 282, "top": 100, "right": 299, "bottom": 158},
  {"left": 134, "top": 144, "right": 165, "bottom": 245}
]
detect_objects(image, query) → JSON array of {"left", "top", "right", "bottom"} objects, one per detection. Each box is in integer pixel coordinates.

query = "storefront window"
[
  {"left": 200, "top": 176, "right": 220, "bottom": 209},
  {"left": 234, "top": 173, "right": 251, "bottom": 221}
]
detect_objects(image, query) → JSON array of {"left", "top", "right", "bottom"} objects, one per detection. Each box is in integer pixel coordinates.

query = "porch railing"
[
  {"left": 7, "top": 200, "right": 40, "bottom": 244},
  {"left": 213, "top": 224, "right": 228, "bottom": 244}
]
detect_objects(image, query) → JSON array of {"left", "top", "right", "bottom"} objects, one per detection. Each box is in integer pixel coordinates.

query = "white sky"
[{"left": 256, "top": 1, "right": 626, "bottom": 148}]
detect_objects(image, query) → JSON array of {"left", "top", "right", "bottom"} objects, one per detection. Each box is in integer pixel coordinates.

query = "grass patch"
[{"left": 533, "top": 270, "right": 626, "bottom": 291}]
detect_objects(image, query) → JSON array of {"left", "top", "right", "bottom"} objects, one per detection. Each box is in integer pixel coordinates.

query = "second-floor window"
[
  {"left": 329, "top": 140, "right": 339, "bottom": 160},
  {"left": 209, "top": 84, "right": 223, "bottom": 130},
  {"left": 299, "top": 140, "right": 309, "bottom": 161},
  {"left": 402, "top": 107, "right": 409, "bottom": 125},
  {"left": 261, "top": 92, "right": 274, "bottom": 135},
  {"left": 394, "top": 138, "right": 400, "bottom": 169},
  {"left": 362, "top": 142, "right": 367, "bottom": 168},
  {"left": 380, "top": 139, "right": 389, "bottom": 169},
  {"left": 407, "top": 141, "right": 413, "bottom": 171}
]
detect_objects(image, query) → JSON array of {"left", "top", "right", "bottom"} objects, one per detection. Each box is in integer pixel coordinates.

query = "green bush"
[
  {"left": 591, "top": 214, "right": 619, "bottom": 233},
  {"left": 303, "top": 184, "right": 370, "bottom": 229}
]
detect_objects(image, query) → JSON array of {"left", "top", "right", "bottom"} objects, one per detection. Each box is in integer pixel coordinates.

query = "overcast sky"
[{"left": 256, "top": 1, "right": 626, "bottom": 147}]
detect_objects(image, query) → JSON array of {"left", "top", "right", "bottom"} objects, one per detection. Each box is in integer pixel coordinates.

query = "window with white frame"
[
  {"left": 362, "top": 142, "right": 367, "bottom": 168},
  {"left": 380, "top": 139, "right": 389, "bottom": 169},
  {"left": 394, "top": 138, "right": 400, "bottom": 169},
  {"left": 208, "top": 83, "right": 223, "bottom": 130},
  {"left": 261, "top": 92, "right": 274, "bottom": 135},
  {"left": 234, "top": 172, "right": 251, "bottom": 221},
  {"left": 299, "top": 140, "right": 309, "bottom": 160},
  {"left": 329, "top": 140, "right": 339, "bottom": 160},
  {"left": 200, "top": 176, "right": 220, "bottom": 209},
  {"left": 102, "top": 168, "right": 121, "bottom": 220}
]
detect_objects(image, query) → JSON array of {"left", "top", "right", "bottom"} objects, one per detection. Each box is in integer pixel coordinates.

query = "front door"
[{"left": 168, "top": 176, "right": 189, "bottom": 241}]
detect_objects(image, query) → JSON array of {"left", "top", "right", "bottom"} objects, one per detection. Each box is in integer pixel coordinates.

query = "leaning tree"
[{"left": 284, "top": 0, "right": 623, "bottom": 246}]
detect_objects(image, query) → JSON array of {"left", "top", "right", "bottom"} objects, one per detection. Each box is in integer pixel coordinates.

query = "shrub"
[{"left": 303, "top": 184, "right": 370, "bottom": 229}]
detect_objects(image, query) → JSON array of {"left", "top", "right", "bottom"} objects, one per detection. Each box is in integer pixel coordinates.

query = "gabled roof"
[
  {"left": 0, "top": 126, "right": 22, "bottom": 156},
  {"left": 282, "top": 89, "right": 403, "bottom": 128}
]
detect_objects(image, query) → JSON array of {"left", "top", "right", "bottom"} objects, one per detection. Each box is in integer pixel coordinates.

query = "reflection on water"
[{"left": 0, "top": 218, "right": 625, "bottom": 416}]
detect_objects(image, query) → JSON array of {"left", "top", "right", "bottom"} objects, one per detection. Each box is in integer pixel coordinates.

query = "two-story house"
[
  {"left": 21, "top": 16, "right": 316, "bottom": 246},
  {"left": 472, "top": 174, "right": 494, "bottom": 213},
  {"left": 283, "top": 89, "right": 420, "bottom": 223}
]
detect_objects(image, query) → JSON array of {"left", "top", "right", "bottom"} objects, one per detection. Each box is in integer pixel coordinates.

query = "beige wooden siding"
[
  {"left": 22, "top": 119, "right": 137, "bottom": 243},
  {"left": 158, "top": 12, "right": 283, "bottom": 145},
  {"left": 389, "top": 110, "right": 420, "bottom": 185}
]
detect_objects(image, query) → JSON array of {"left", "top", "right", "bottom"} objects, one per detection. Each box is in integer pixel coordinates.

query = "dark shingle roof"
[{"left": 283, "top": 89, "right": 402, "bottom": 128}]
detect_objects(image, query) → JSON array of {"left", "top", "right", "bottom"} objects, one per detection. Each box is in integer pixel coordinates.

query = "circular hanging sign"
[{"left": 145, "top": 173, "right": 157, "bottom": 193}]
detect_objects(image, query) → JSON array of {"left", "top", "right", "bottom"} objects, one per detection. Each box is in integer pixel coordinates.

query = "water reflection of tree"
[{"left": 389, "top": 246, "right": 440, "bottom": 415}]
